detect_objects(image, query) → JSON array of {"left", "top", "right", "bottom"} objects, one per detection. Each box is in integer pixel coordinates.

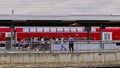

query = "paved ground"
[{"left": 0, "top": 47, "right": 119, "bottom": 53}]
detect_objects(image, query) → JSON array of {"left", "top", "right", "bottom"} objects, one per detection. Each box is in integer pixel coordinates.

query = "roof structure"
[
  {"left": 0, "top": 14, "right": 120, "bottom": 21},
  {"left": 0, "top": 0, "right": 120, "bottom": 26}
]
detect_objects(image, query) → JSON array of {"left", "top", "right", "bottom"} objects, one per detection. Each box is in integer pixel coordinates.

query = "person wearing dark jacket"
[{"left": 68, "top": 35, "right": 74, "bottom": 52}]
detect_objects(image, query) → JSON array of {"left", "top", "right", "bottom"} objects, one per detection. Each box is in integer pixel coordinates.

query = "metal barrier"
[
  {"left": 0, "top": 40, "right": 117, "bottom": 53},
  {"left": 15, "top": 40, "right": 117, "bottom": 51}
]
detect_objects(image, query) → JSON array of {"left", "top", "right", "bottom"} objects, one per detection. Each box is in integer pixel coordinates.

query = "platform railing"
[
  {"left": 0, "top": 40, "right": 118, "bottom": 53},
  {"left": 14, "top": 40, "right": 117, "bottom": 51}
]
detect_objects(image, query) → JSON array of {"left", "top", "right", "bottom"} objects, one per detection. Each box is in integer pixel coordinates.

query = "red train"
[{"left": 0, "top": 27, "right": 120, "bottom": 42}]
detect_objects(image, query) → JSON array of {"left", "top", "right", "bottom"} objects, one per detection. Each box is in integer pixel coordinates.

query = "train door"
[
  {"left": 5, "top": 32, "right": 16, "bottom": 49},
  {"left": 103, "top": 32, "right": 112, "bottom": 41},
  {"left": 5, "top": 32, "right": 11, "bottom": 49}
]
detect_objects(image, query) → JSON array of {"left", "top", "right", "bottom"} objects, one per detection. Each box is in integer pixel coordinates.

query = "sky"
[{"left": 0, "top": 0, "right": 120, "bottom": 15}]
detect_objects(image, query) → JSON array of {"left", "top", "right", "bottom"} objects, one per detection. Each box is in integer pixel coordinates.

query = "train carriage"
[{"left": 0, "top": 27, "right": 120, "bottom": 42}]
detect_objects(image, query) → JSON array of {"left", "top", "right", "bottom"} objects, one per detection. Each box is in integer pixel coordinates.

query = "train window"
[
  {"left": 75, "top": 37, "right": 80, "bottom": 41},
  {"left": 30, "top": 27, "right": 36, "bottom": 32},
  {"left": 44, "top": 27, "right": 49, "bottom": 32},
  {"left": 37, "top": 27, "right": 43, "bottom": 32},
  {"left": 77, "top": 27, "right": 83, "bottom": 32},
  {"left": 51, "top": 27, "right": 56, "bottom": 32},
  {"left": 23, "top": 27, "right": 29, "bottom": 32},
  {"left": 104, "top": 34, "right": 107, "bottom": 40},
  {"left": 5, "top": 32, "right": 11, "bottom": 37},
  {"left": 71, "top": 27, "right": 76, "bottom": 32},
  {"left": 58, "top": 27, "right": 63, "bottom": 32},
  {"left": 81, "top": 37, "right": 87, "bottom": 40},
  {"left": 91, "top": 27, "right": 96, "bottom": 32},
  {"left": 64, "top": 27, "right": 70, "bottom": 32},
  {"left": 90, "top": 37, "right": 94, "bottom": 40},
  {"left": 103, "top": 32, "right": 112, "bottom": 40}
]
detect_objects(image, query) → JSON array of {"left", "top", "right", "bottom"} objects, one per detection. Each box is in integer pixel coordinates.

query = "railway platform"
[
  {"left": 0, "top": 43, "right": 119, "bottom": 67},
  {"left": 0, "top": 47, "right": 120, "bottom": 67}
]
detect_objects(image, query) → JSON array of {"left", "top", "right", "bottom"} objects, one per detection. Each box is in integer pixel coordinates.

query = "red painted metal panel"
[
  {"left": 16, "top": 28, "right": 23, "bottom": 32},
  {"left": 0, "top": 33, "right": 5, "bottom": 41},
  {"left": 0, "top": 28, "right": 11, "bottom": 32}
]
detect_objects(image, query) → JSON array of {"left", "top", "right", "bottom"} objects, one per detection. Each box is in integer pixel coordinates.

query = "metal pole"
[
  {"left": 87, "top": 25, "right": 91, "bottom": 44},
  {"left": 14, "top": 27, "right": 16, "bottom": 48},
  {"left": 88, "top": 27, "right": 90, "bottom": 44},
  {"left": 10, "top": 24, "right": 15, "bottom": 49},
  {"left": 100, "top": 24, "right": 103, "bottom": 50}
]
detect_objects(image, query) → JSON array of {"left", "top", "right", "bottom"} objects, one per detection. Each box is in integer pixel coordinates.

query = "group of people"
[
  {"left": 17, "top": 36, "right": 51, "bottom": 51},
  {"left": 60, "top": 35, "right": 74, "bottom": 52},
  {"left": 17, "top": 35, "right": 75, "bottom": 52}
]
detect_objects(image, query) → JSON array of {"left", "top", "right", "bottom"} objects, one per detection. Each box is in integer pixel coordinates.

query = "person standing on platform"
[
  {"left": 17, "top": 38, "right": 21, "bottom": 49},
  {"left": 60, "top": 36, "right": 66, "bottom": 51},
  {"left": 68, "top": 35, "right": 74, "bottom": 52},
  {"left": 40, "top": 37, "right": 45, "bottom": 50}
]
